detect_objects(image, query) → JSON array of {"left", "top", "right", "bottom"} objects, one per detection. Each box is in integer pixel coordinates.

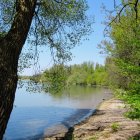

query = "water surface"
[{"left": 4, "top": 83, "right": 112, "bottom": 140}]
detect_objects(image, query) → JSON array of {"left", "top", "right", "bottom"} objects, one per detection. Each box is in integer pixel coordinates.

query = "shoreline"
[{"left": 44, "top": 98, "right": 140, "bottom": 140}]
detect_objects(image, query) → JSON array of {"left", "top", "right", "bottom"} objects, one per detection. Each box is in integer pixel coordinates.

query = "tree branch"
[
  {"left": 134, "top": 0, "right": 139, "bottom": 20},
  {"left": 104, "top": 0, "right": 139, "bottom": 36}
]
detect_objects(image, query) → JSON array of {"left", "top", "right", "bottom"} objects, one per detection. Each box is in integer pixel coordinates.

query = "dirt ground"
[{"left": 44, "top": 98, "right": 140, "bottom": 140}]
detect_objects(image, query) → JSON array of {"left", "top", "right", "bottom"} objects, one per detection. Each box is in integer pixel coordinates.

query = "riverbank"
[{"left": 44, "top": 98, "right": 140, "bottom": 140}]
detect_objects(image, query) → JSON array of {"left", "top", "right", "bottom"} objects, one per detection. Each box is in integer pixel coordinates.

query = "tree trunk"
[
  {"left": 0, "top": 0, "right": 36, "bottom": 139},
  {"left": 0, "top": 50, "right": 18, "bottom": 140}
]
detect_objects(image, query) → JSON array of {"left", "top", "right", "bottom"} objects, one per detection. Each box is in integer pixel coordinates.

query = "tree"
[
  {"left": 105, "top": 1, "right": 140, "bottom": 89},
  {"left": 0, "top": 0, "right": 92, "bottom": 139},
  {"left": 102, "top": 0, "right": 140, "bottom": 119},
  {"left": 43, "top": 64, "right": 69, "bottom": 93}
]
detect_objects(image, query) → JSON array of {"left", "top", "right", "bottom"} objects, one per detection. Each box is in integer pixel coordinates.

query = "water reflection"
[
  {"left": 4, "top": 107, "right": 78, "bottom": 140},
  {"left": 4, "top": 83, "right": 112, "bottom": 140},
  {"left": 48, "top": 85, "right": 111, "bottom": 109}
]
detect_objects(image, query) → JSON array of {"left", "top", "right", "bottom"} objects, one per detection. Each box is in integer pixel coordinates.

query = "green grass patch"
[{"left": 110, "top": 122, "right": 120, "bottom": 132}]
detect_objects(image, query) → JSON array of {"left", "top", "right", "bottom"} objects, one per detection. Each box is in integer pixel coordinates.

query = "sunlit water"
[{"left": 3, "top": 82, "right": 112, "bottom": 140}]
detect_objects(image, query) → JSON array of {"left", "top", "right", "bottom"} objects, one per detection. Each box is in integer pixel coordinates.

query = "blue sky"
[{"left": 22, "top": 0, "right": 115, "bottom": 76}]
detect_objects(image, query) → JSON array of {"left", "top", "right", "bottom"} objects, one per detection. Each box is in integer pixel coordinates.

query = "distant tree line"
[{"left": 30, "top": 62, "right": 108, "bottom": 92}]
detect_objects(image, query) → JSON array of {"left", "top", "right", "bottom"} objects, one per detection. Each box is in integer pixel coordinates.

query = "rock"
[{"left": 43, "top": 124, "right": 68, "bottom": 139}]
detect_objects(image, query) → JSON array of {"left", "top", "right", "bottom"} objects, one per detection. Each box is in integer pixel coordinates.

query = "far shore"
[{"left": 44, "top": 98, "right": 140, "bottom": 140}]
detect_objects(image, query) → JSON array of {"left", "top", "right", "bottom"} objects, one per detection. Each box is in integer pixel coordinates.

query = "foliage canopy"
[
  {"left": 101, "top": 0, "right": 140, "bottom": 119},
  {"left": 0, "top": 0, "right": 93, "bottom": 65}
]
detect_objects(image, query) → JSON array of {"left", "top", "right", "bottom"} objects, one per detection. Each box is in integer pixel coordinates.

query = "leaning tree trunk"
[
  {"left": 0, "top": 47, "right": 19, "bottom": 139},
  {"left": 0, "top": 1, "right": 36, "bottom": 139}
]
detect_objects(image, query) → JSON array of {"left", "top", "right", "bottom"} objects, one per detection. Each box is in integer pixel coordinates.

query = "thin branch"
[
  {"left": 134, "top": 0, "right": 139, "bottom": 20},
  {"left": 53, "top": 0, "right": 62, "bottom": 4},
  {"left": 104, "top": 1, "right": 138, "bottom": 36},
  {"left": 109, "top": 2, "right": 135, "bottom": 26},
  {"left": 114, "top": 0, "right": 116, "bottom": 8}
]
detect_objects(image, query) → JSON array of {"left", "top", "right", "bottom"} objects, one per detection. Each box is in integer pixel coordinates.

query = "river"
[{"left": 3, "top": 82, "right": 112, "bottom": 140}]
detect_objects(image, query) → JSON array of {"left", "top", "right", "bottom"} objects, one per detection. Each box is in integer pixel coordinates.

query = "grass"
[
  {"left": 89, "top": 136, "right": 98, "bottom": 140},
  {"left": 110, "top": 122, "right": 120, "bottom": 132},
  {"left": 129, "top": 136, "right": 140, "bottom": 140}
]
